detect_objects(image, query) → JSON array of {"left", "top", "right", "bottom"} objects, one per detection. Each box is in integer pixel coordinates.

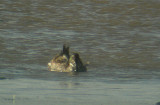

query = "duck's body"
[{"left": 48, "top": 45, "right": 87, "bottom": 72}]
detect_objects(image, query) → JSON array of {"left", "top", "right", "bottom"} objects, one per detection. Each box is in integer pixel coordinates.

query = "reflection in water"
[
  {"left": 59, "top": 81, "right": 81, "bottom": 89},
  {"left": 0, "top": 79, "right": 160, "bottom": 105}
]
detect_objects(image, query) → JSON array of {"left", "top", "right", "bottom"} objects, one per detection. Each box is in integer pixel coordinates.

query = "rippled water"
[{"left": 0, "top": 0, "right": 160, "bottom": 105}]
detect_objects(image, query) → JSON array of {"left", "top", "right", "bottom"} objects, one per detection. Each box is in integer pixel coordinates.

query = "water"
[{"left": 0, "top": 0, "right": 160, "bottom": 105}]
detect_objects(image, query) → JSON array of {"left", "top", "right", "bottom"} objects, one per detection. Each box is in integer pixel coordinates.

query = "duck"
[
  {"left": 156, "top": 102, "right": 160, "bottom": 105},
  {"left": 48, "top": 44, "right": 87, "bottom": 72}
]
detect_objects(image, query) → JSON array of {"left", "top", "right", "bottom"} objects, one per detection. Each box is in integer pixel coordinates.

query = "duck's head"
[{"left": 68, "top": 53, "right": 87, "bottom": 72}]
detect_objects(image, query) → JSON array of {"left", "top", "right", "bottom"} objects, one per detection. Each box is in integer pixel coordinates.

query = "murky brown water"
[{"left": 0, "top": 0, "right": 160, "bottom": 105}]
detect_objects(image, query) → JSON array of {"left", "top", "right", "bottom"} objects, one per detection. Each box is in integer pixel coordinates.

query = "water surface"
[{"left": 0, "top": 0, "right": 160, "bottom": 105}]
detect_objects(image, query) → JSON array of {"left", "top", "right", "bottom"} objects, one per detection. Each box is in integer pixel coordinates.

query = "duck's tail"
[{"left": 61, "top": 44, "right": 70, "bottom": 58}]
